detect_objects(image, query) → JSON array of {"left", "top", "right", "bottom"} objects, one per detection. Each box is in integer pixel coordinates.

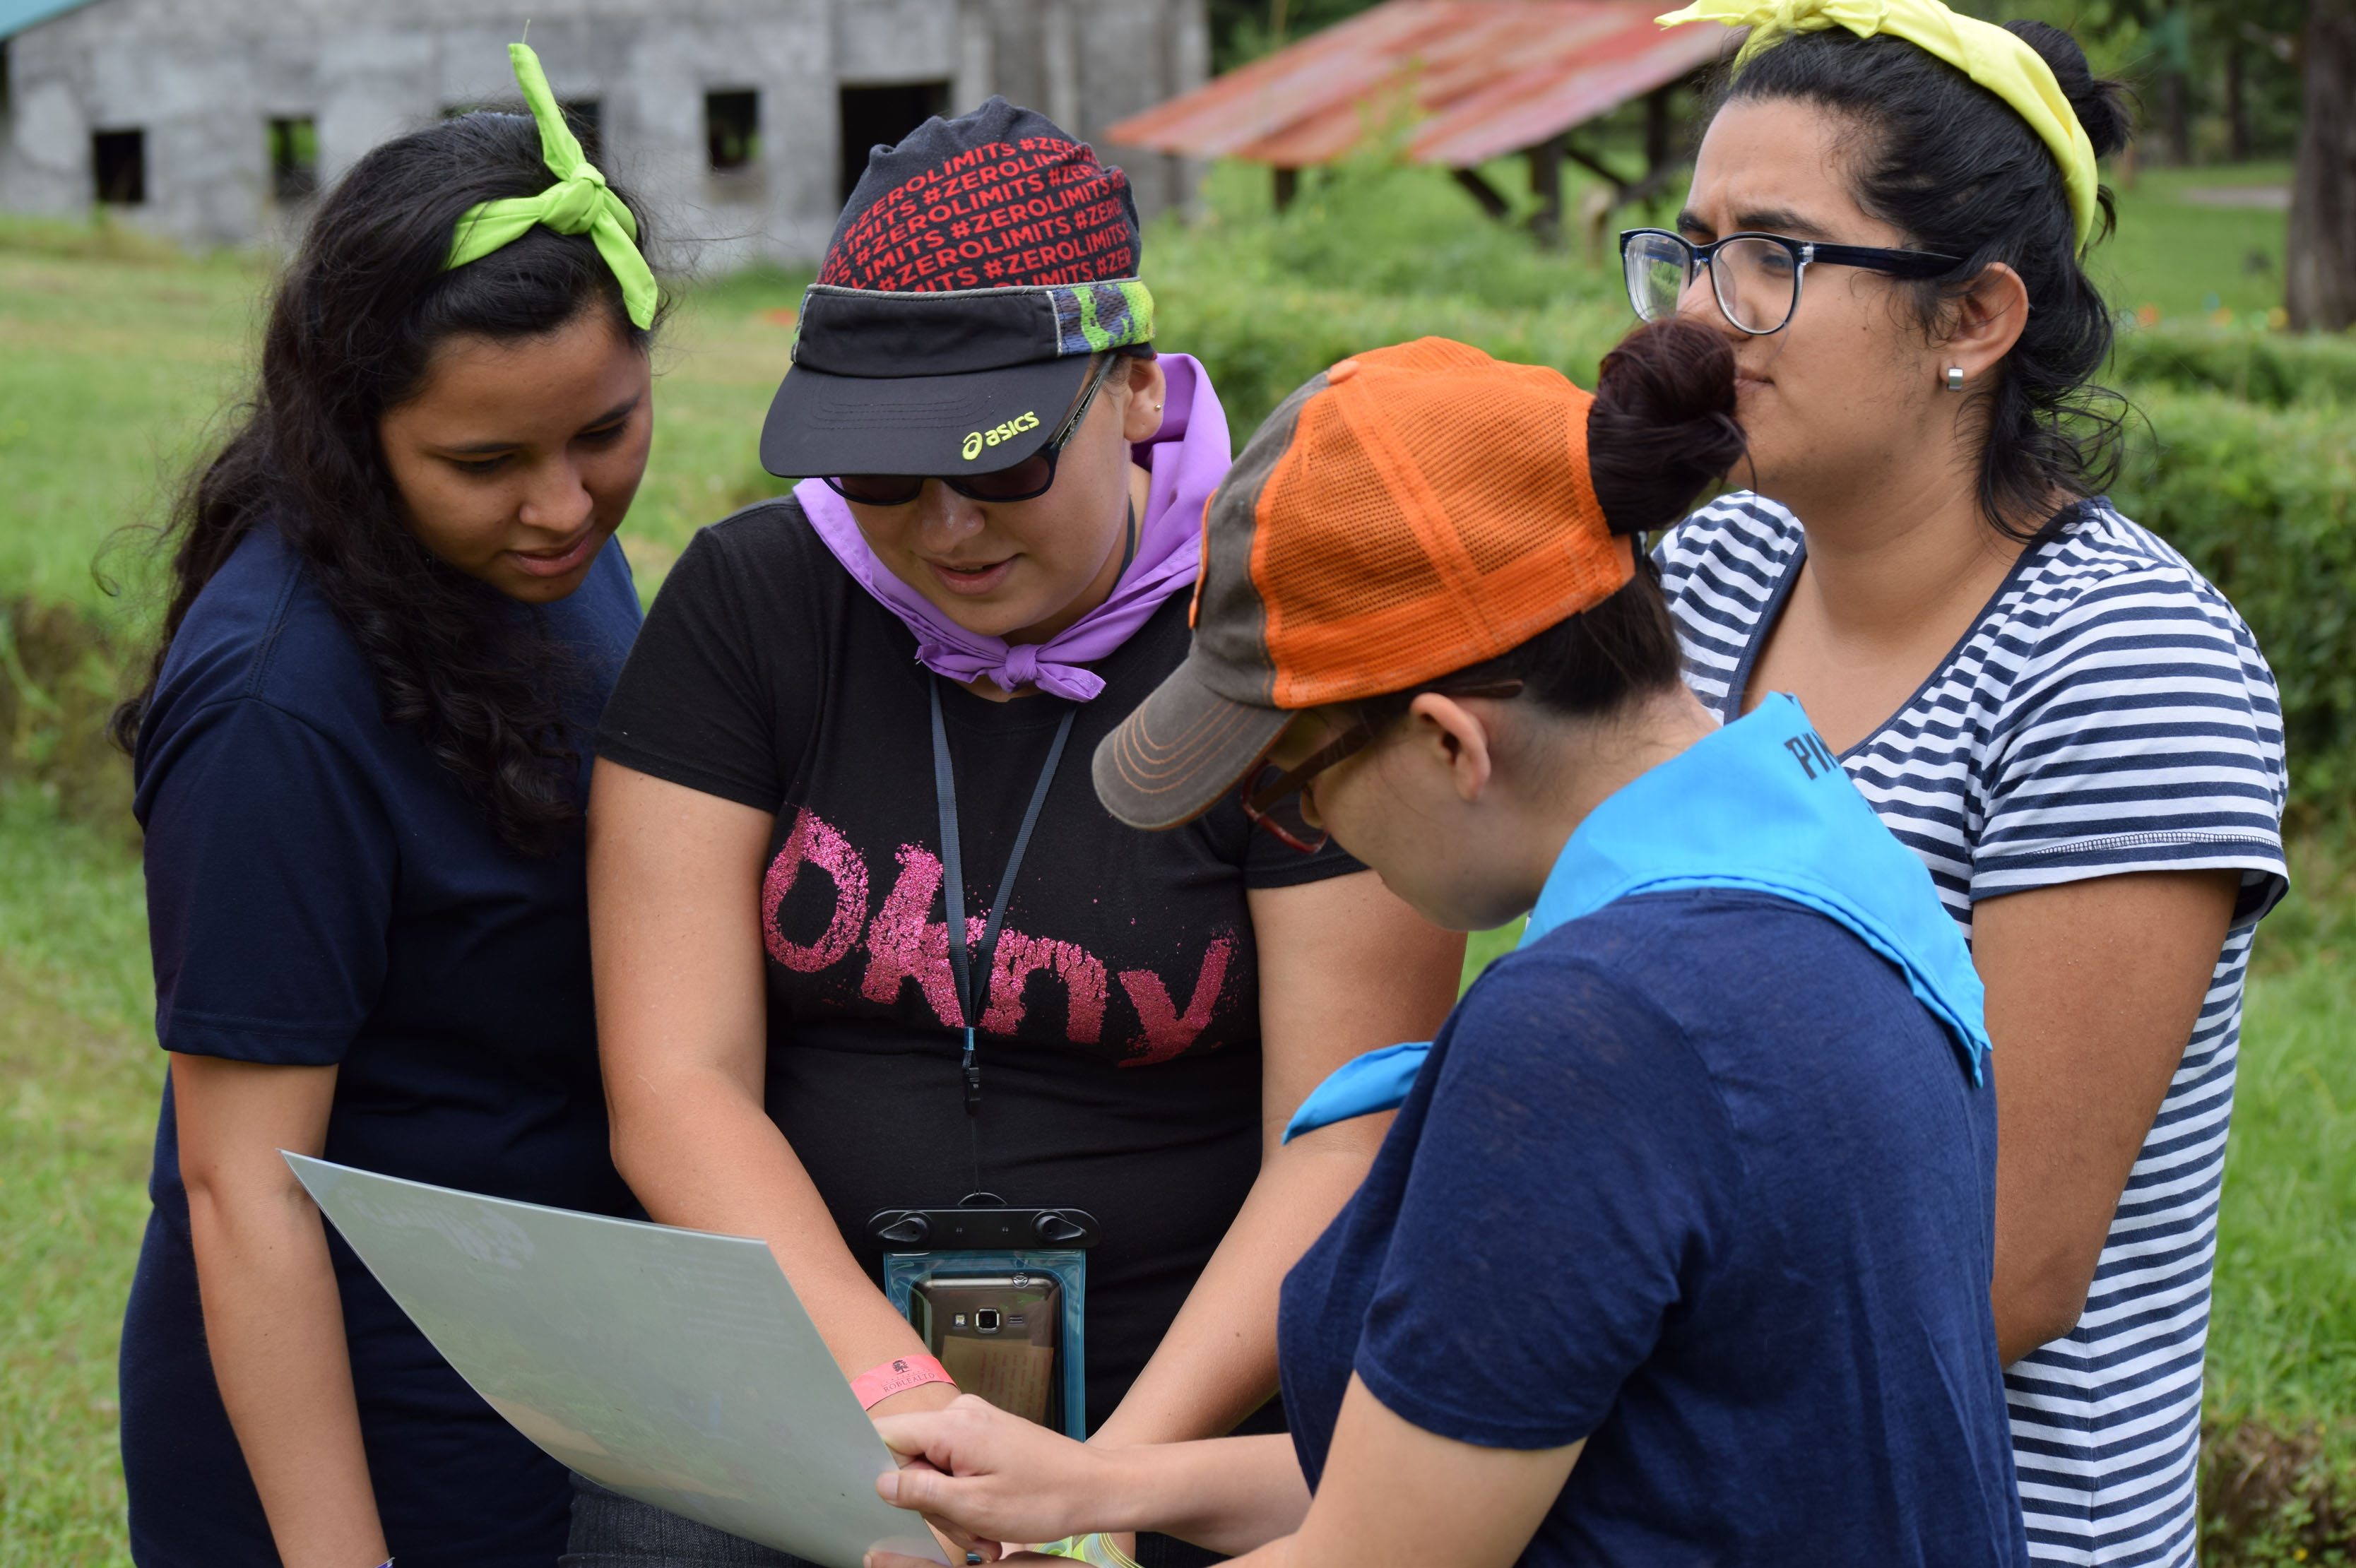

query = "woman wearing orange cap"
[
  {"left": 856, "top": 323, "right": 2030, "bottom": 1567},
  {"left": 1634, "top": 4, "right": 2286, "bottom": 1560}
]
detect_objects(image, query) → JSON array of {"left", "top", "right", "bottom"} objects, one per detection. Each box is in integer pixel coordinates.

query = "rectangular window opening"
[
  {"left": 706, "top": 90, "right": 760, "bottom": 172},
  {"left": 93, "top": 129, "right": 146, "bottom": 206},
  {"left": 444, "top": 99, "right": 598, "bottom": 162},
  {"left": 269, "top": 117, "right": 318, "bottom": 203},
  {"left": 838, "top": 83, "right": 950, "bottom": 203}
]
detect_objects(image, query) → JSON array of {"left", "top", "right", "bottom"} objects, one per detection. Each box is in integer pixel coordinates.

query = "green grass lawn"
[
  {"left": 0, "top": 790, "right": 158, "bottom": 1567},
  {"left": 2101, "top": 162, "right": 2293, "bottom": 326}
]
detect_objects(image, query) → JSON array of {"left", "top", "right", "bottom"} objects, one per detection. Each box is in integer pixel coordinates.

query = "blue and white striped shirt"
[{"left": 1657, "top": 492, "right": 2288, "bottom": 1567}]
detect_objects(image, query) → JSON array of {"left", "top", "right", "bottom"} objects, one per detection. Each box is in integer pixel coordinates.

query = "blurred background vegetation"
[
  {"left": 1209, "top": 0, "right": 2310, "bottom": 165},
  {"left": 4, "top": 1, "right": 2355, "bottom": 1560}
]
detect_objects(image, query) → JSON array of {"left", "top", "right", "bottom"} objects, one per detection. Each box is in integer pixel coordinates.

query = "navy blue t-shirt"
[
  {"left": 117, "top": 523, "right": 641, "bottom": 1568},
  {"left": 1277, "top": 889, "right": 2028, "bottom": 1568}
]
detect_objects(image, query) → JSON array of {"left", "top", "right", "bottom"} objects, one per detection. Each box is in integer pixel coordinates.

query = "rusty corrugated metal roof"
[{"left": 1106, "top": 1, "right": 1736, "bottom": 168}]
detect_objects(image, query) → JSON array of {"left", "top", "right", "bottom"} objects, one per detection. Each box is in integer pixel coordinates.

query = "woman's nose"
[
  {"left": 911, "top": 480, "right": 988, "bottom": 547},
  {"left": 1679, "top": 268, "right": 1748, "bottom": 341},
  {"left": 519, "top": 458, "right": 595, "bottom": 535}
]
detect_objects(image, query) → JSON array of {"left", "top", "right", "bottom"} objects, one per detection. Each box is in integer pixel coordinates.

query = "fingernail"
[{"left": 968, "top": 1555, "right": 983, "bottom": 1564}]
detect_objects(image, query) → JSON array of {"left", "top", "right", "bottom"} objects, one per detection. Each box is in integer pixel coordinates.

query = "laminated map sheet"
[{"left": 285, "top": 1153, "right": 947, "bottom": 1568}]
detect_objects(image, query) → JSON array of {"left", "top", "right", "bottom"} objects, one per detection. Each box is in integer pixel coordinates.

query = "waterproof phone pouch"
[{"left": 872, "top": 1204, "right": 1096, "bottom": 1439}]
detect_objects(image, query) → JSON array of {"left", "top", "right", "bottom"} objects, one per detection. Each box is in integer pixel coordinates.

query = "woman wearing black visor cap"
[{"left": 576, "top": 100, "right": 1465, "bottom": 1565}]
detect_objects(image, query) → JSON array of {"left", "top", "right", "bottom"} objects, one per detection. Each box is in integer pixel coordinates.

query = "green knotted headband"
[{"left": 444, "top": 42, "right": 661, "bottom": 329}]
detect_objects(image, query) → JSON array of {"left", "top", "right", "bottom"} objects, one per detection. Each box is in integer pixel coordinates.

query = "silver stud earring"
[{"left": 1944, "top": 366, "right": 1965, "bottom": 392}]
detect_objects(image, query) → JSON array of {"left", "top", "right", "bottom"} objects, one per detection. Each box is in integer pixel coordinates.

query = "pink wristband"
[{"left": 852, "top": 1353, "right": 954, "bottom": 1410}]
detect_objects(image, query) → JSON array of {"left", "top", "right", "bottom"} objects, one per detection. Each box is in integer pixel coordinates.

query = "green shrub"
[
  {"left": 0, "top": 600, "right": 134, "bottom": 838},
  {"left": 2111, "top": 322, "right": 2356, "bottom": 409},
  {"left": 1147, "top": 158, "right": 1640, "bottom": 436},
  {"left": 1160, "top": 280, "right": 1630, "bottom": 439},
  {"left": 2112, "top": 388, "right": 2356, "bottom": 812}
]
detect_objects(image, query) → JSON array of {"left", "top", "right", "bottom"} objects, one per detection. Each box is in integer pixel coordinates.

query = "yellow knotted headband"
[
  {"left": 1657, "top": 0, "right": 2101, "bottom": 249},
  {"left": 445, "top": 42, "right": 661, "bottom": 329}
]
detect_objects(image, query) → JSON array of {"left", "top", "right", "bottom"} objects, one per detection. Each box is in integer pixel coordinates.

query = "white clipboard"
[{"left": 285, "top": 1153, "right": 948, "bottom": 1568}]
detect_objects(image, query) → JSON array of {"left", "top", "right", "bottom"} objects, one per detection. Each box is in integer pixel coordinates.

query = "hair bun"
[
  {"left": 1586, "top": 319, "right": 1747, "bottom": 536},
  {"left": 2006, "top": 20, "right": 2133, "bottom": 160}
]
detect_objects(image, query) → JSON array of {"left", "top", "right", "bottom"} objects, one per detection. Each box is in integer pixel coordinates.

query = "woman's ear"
[
  {"left": 1406, "top": 694, "right": 1496, "bottom": 804},
  {"left": 1941, "top": 262, "right": 2032, "bottom": 382},
  {"left": 1118, "top": 356, "right": 1169, "bottom": 443}
]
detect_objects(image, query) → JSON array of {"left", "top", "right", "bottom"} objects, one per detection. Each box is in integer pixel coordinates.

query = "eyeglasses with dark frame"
[
  {"left": 1241, "top": 680, "right": 1528, "bottom": 855},
  {"left": 1618, "top": 228, "right": 1960, "bottom": 338},
  {"left": 822, "top": 352, "right": 1124, "bottom": 508}
]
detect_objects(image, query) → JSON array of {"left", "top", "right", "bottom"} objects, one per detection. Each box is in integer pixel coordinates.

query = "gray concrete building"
[{"left": 0, "top": 0, "right": 1206, "bottom": 265}]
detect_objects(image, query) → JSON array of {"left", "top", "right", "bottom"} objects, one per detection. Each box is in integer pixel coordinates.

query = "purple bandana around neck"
[{"left": 792, "top": 354, "right": 1229, "bottom": 703}]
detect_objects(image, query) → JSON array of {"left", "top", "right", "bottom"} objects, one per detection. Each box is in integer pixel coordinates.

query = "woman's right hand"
[{"left": 875, "top": 1395, "right": 1117, "bottom": 1550}]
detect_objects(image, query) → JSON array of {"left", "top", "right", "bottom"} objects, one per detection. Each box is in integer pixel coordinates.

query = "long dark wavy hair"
[
  {"left": 1715, "top": 22, "right": 2136, "bottom": 540},
  {"left": 111, "top": 111, "right": 662, "bottom": 854}
]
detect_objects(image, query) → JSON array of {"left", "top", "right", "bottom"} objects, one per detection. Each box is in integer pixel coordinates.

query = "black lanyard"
[{"left": 929, "top": 675, "right": 1075, "bottom": 1116}]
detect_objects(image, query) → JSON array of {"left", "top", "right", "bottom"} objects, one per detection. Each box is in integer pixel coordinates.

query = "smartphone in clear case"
[{"left": 907, "top": 1272, "right": 1062, "bottom": 1429}]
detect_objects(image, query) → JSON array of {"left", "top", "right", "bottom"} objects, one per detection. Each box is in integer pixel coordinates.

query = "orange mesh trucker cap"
[{"left": 1093, "top": 336, "right": 1632, "bottom": 831}]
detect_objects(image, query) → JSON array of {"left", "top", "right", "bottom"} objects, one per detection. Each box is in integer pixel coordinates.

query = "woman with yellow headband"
[
  {"left": 1638, "top": 2, "right": 2287, "bottom": 1562},
  {"left": 114, "top": 46, "right": 663, "bottom": 1568}
]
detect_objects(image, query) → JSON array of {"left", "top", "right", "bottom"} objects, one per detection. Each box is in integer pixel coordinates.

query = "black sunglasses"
[
  {"left": 1619, "top": 227, "right": 1960, "bottom": 337},
  {"left": 1241, "top": 681, "right": 1527, "bottom": 854},
  {"left": 822, "top": 353, "right": 1121, "bottom": 508}
]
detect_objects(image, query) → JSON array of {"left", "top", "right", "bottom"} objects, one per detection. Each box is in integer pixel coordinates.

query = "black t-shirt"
[{"left": 598, "top": 499, "right": 1363, "bottom": 1430}]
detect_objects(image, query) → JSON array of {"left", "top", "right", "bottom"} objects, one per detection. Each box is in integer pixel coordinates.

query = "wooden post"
[
  {"left": 1450, "top": 167, "right": 1515, "bottom": 223},
  {"left": 1273, "top": 166, "right": 1299, "bottom": 212},
  {"left": 1527, "top": 136, "right": 1564, "bottom": 247},
  {"left": 1645, "top": 85, "right": 1672, "bottom": 179}
]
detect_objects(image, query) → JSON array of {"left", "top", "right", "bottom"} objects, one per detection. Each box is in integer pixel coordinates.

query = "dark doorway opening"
[
  {"left": 705, "top": 90, "right": 759, "bottom": 171},
  {"left": 839, "top": 82, "right": 950, "bottom": 201},
  {"left": 269, "top": 118, "right": 317, "bottom": 202},
  {"left": 560, "top": 99, "right": 602, "bottom": 165},
  {"left": 93, "top": 129, "right": 145, "bottom": 206}
]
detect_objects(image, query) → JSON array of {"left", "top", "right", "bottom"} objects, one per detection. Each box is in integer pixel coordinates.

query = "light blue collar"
[{"left": 1284, "top": 695, "right": 1988, "bottom": 1143}]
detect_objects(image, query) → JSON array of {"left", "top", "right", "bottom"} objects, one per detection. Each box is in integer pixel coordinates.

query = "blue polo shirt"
[
  {"left": 117, "top": 522, "right": 641, "bottom": 1568},
  {"left": 1274, "top": 706, "right": 2028, "bottom": 1567}
]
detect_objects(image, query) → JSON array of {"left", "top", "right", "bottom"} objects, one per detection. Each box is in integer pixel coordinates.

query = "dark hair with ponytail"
[
  {"left": 1353, "top": 317, "right": 1746, "bottom": 730},
  {"left": 1716, "top": 21, "right": 2135, "bottom": 540},
  {"left": 110, "top": 111, "right": 663, "bottom": 853}
]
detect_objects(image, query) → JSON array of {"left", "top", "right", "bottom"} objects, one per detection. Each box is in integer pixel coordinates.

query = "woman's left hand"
[{"left": 875, "top": 1396, "right": 1115, "bottom": 1551}]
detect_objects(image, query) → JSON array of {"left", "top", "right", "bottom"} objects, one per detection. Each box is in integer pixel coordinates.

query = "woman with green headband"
[
  {"left": 114, "top": 47, "right": 663, "bottom": 1568},
  {"left": 1635, "top": 3, "right": 2287, "bottom": 1562}
]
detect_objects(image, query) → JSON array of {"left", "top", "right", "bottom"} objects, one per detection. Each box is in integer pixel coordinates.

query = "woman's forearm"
[
  {"left": 875, "top": 1401, "right": 1308, "bottom": 1554},
  {"left": 1091, "top": 1126, "right": 1383, "bottom": 1447},
  {"left": 187, "top": 1180, "right": 387, "bottom": 1568},
  {"left": 609, "top": 1061, "right": 949, "bottom": 1409},
  {"left": 592, "top": 766, "right": 954, "bottom": 1416},
  {"left": 1099, "top": 1435, "right": 1313, "bottom": 1556}
]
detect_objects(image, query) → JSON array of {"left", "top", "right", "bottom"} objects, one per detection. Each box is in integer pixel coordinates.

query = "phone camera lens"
[{"left": 976, "top": 1308, "right": 1002, "bottom": 1334}]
